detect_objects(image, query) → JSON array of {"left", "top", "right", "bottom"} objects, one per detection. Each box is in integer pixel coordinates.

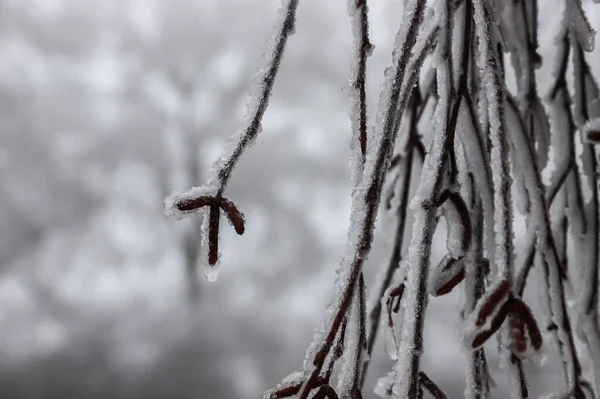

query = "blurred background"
[{"left": 0, "top": 0, "right": 599, "bottom": 398}]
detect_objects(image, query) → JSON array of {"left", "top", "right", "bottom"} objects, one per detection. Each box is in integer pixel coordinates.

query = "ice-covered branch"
[
  {"left": 390, "top": 0, "right": 456, "bottom": 396},
  {"left": 296, "top": 0, "right": 429, "bottom": 397},
  {"left": 157, "top": 0, "right": 600, "bottom": 397},
  {"left": 570, "top": 28, "right": 600, "bottom": 395},
  {"left": 163, "top": 0, "right": 299, "bottom": 280},
  {"left": 362, "top": 96, "right": 419, "bottom": 387},
  {"left": 335, "top": 2, "right": 372, "bottom": 393},
  {"left": 211, "top": 0, "right": 299, "bottom": 193},
  {"left": 348, "top": 0, "right": 372, "bottom": 184},
  {"left": 472, "top": 0, "right": 513, "bottom": 281}
]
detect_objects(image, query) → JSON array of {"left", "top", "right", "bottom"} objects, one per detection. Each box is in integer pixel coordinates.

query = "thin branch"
[
  {"left": 214, "top": 0, "right": 299, "bottom": 194},
  {"left": 298, "top": 1, "right": 429, "bottom": 397},
  {"left": 391, "top": 1, "right": 454, "bottom": 396},
  {"left": 419, "top": 371, "right": 449, "bottom": 399},
  {"left": 361, "top": 95, "right": 419, "bottom": 388},
  {"left": 472, "top": 0, "right": 513, "bottom": 281}
]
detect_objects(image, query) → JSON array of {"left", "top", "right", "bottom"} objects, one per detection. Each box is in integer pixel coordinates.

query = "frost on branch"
[
  {"left": 568, "top": 0, "right": 596, "bottom": 52},
  {"left": 207, "top": 0, "right": 299, "bottom": 190},
  {"left": 163, "top": 0, "right": 298, "bottom": 281},
  {"left": 380, "top": 266, "right": 406, "bottom": 361},
  {"left": 164, "top": 185, "right": 219, "bottom": 221},
  {"left": 428, "top": 254, "right": 466, "bottom": 297},
  {"left": 346, "top": 0, "right": 373, "bottom": 185},
  {"left": 157, "top": 0, "right": 600, "bottom": 397},
  {"left": 463, "top": 278, "right": 511, "bottom": 349},
  {"left": 164, "top": 187, "right": 246, "bottom": 281},
  {"left": 263, "top": 371, "right": 304, "bottom": 399},
  {"left": 582, "top": 118, "right": 600, "bottom": 143},
  {"left": 437, "top": 190, "right": 472, "bottom": 259}
]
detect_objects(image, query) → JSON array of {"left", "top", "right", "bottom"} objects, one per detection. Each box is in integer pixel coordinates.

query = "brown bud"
[
  {"left": 511, "top": 298, "right": 543, "bottom": 351},
  {"left": 507, "top": 312, "right": 527, "bottom": 355},
  {"left": 476, "top": 279, "right": 511, "bottom": 327},
  {"left": 471, "top": 298, "right": 513, "bottom": 349},
  {"left": 429, "top": 254, "right": 466, "bottom": 296},
  {"left": 175, "top": 196, "right": 213, "bottom": 212},
  {"left": 418, "top": 371, "right": 449, "bottom": 399},
  {"left": 219, "top": 198, "right": 245, "bottom": 235},
  {"left": 586, "top": 129, "right": 600, "bottom": 143}
]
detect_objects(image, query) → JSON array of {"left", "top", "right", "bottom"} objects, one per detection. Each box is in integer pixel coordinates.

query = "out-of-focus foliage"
[{"left": 0, "top": 0, "right": 356, "bottom": 397}]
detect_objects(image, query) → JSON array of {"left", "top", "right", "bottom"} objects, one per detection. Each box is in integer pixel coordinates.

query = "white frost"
[
  {"left": 163, "top": 185, "right": 218, "bottom": 220},
  {"left": 200, "top": 210, "right": 220, "bottom": 282},
  {"left": 582, "top": 117, "right": 600, "bottom": 143}
]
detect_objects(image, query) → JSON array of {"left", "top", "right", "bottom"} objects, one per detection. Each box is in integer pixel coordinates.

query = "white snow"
[
  {"left": 163, "top": 185, "right": 218, "bottom": 220},
  {"left": 582, "top": 117, "right": 600, "bottom": 143}
]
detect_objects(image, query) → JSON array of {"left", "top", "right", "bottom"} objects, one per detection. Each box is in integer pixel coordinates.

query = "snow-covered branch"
[{"left": 161, "top": 0, "right": 600, "bottom": 397}]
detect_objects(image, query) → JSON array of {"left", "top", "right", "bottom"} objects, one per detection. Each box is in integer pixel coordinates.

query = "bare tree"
[{"left": 165, "top": 0, "right": 600, "bottom": 398}]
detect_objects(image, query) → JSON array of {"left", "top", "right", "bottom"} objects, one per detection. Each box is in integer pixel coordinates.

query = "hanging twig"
[
  {"left": 296, "top": 1, "right": 429, "bottom": 397},
  {"left": 159, "top": 0, "right": 600, "bottom": 397},
  {"left": 418, "top": 371, "right": 449, "bottom": 399},
  {"left": 391, "top": 0, "right": 455, "bottom": 396},
  {"left": 361, "top": 94, "right": 420, "bottom": 388},
  {"left": 163, "top": 0, "right": 299, "bottom": 275}
]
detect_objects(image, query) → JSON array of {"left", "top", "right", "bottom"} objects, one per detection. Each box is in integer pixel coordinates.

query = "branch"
[
  {"left": 361, "top": 95, "right": 419, "bottom": 388},
  {"left": 391, "top": 1, "right": 455, "bottom": 396},
  {"left": 418, "top": 371, "right": 449, "bottom": 399},
  {"left": 472, "top": 0, "right": 513, "bottom": 281},
  {"left": 297, "top": 1, "right": 429, "bottom": 397},
  {"left": 214, "top": 0, "right": 299, "bottom": 193},
  {"left": 163, "top": 0, "right": 299, "bottom": 278}
]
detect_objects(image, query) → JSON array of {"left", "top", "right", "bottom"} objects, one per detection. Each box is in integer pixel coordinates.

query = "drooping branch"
[
  {"left": 349, "top": 0, "right": 372, "bottom": 169},
  {"left": 213, "top": 0, "right": 299, "bottom": 194},
  {"left": 472, "top": 0, "right": 513, "bottom": 282},
  {"left": 296, "top": 1, "right": 429, "bottom": 397},
  {"left": 418, "top": 371, "right": 449, "bottom": 399},
  {"left": 390, "top": 0, "right": 456, "bottom": 396},
  {"left": 361, "top": 93, "right": 420, "bottom": 388},
  {"left": 462, "top": 172, "right": 492, "bottom": 399},
  {"left": 163, "top": 0, "right": 299, "bottom": 276},
  {"left": 570, "top": 19, "right": 600, "bottom": 394},
  {"left": 156, "top": 1, "right": 600, "bottom": 398}
]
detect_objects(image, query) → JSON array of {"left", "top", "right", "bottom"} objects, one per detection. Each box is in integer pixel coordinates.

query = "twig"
[
  {"left": 361, "top": 95, "right": 419, "bottom": 388},
  {"left": 391, "top": 1, "right": 454, "bottom": 396},
  {"left": 472, "top": 0, "right": 513, "bottom": 282},
  {"left": 297, "top": 1, "right": 429, "bottom": 397},
  {"left": 164, "top": 0, "right": 299, "bottom": 274},
  {"left": 214, "top": 0, "right": 299, "bottom": 195},
  {"left": 463, "top": 175, "right": 491, "bottom": 399},
  {"left": 570, "top": 34, "right": 600, "bottom": 394},
  {"left": 419, "top": 371, "right": 449, "bottom": 399}
]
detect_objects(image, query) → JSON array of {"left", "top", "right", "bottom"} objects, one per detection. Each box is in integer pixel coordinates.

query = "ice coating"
[
  {"left": 299, "top": 1, "right": 429, "bottom": 396},
  {"left": 568, "top": 0, "right": 596, "bottom": 52},
  {"left": 455, "top": 101, "right": 496, "bottom": 271},
  {"left": 262, "top": 370, "right": 304, "bottom": 399},
  {"left": 163, "top": 185, "right": 219, "bottom": 220},
  {"left": 207, "top": 0, "right": 299, "bottom": 190},
  {"left": 336, "top": 282, "right": 361, "bottom": 396},
  {"left": 199, "top": 210, "right": 220, "bottom": 282},
  {"left": 472, "top": 0, "right": 514, "bottom": 284},
  {"left": 392, "top": 0, "right": 449, "bottom": 396},
  {"left": 582, "top": 117, "right": 600, "bottom": 143},
  {"left": 346, "top": 0, "right": 371, "bottom": 186}
]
